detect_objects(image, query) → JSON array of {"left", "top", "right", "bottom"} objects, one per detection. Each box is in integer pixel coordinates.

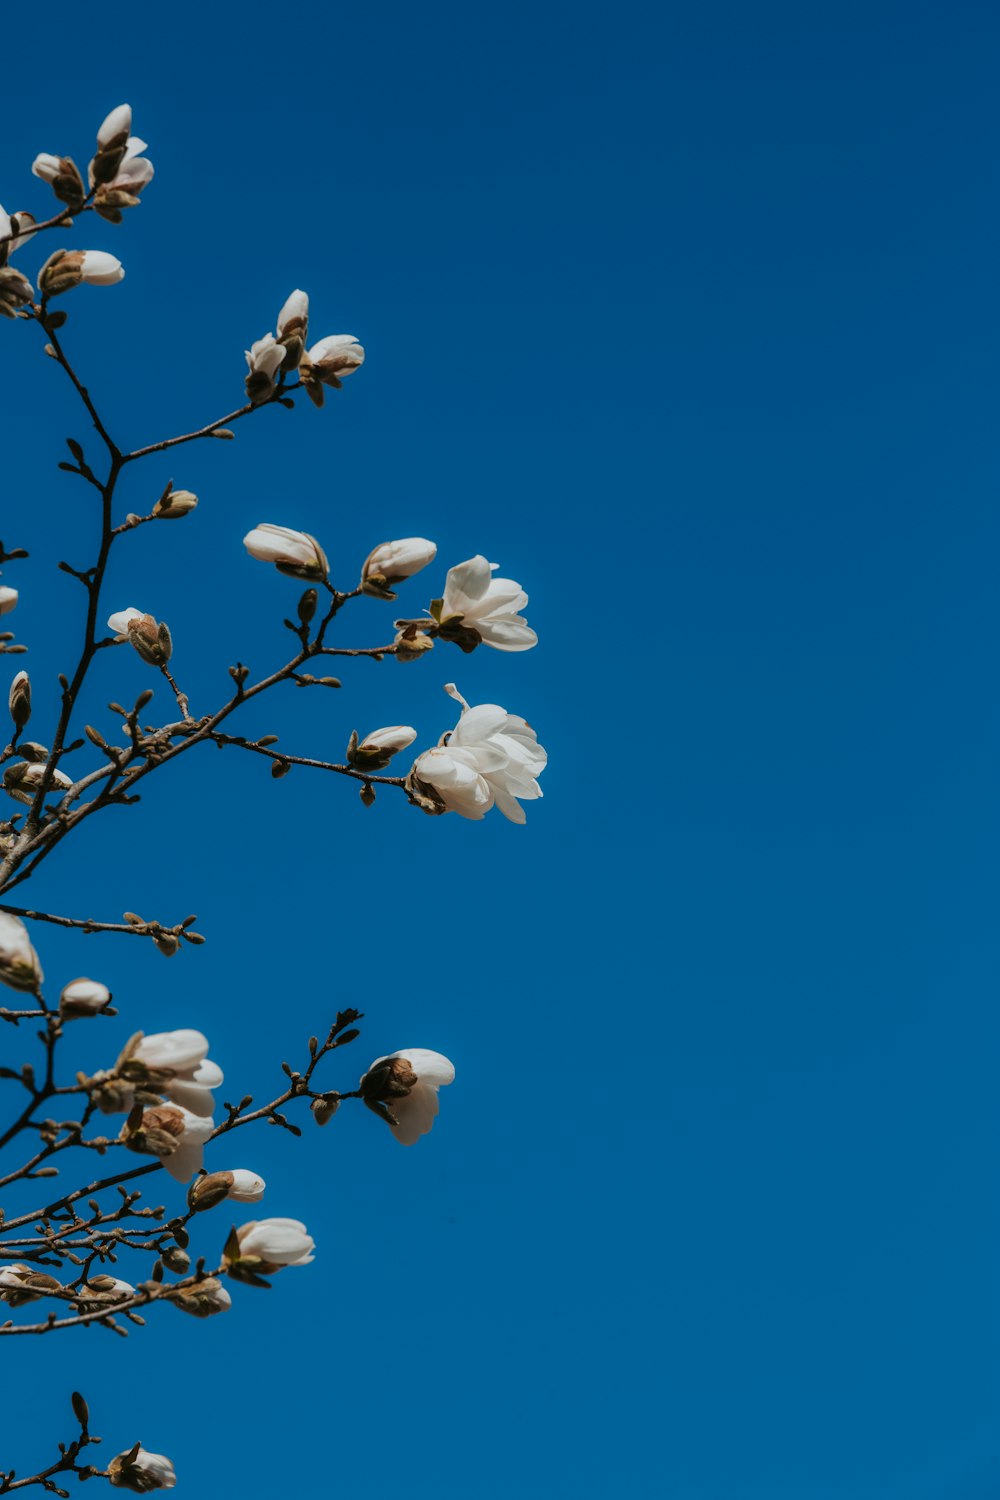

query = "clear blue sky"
[{"left": 1, "top": 2, "right": 998, "bottom": 1495}]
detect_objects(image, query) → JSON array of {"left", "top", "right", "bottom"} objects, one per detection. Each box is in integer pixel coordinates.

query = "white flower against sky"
[
  {"left": 243, "top": 523, "right": 329, "bottom": 581},
  {"left": 109, "top": 1446, "right": 176, "bottom": 1492},
  {"left": 245, "top": 332, "right": 284, "bottom": 380},
  {"left": 132, "top": 1029, "right": 223, "bottom": 1117},
  {"left": 231, "top": 1217, "right": 315, "bottom": 1268},
  {"left": 123, "top": 1101, "right": 215, "bottom": 1183},
  {"left": 361, "top": 1048, "right": 455, "bottom": 1145},
  {"left": 97, "top": 104, "right": 132, "bottom": 149},
  {"left": 0, "top": 587, "right": 17, "bottom": 615},
  {"left": 277, "top": 288, "right": 309, "bottom": 341},
  {"left": 409, "top": 684, "right": 546, "bottom": 823},
  {"left": 362, "top": 537, "right": 437, "bottom": 594},
  {"left": 60, "top": 977, "right": 112, "bottom": 1018},
  {"left": 79, "top": 251, "right": 125, "bottom": 285},
  {"left": 0, "top": 912, "right": 43, "bottom": 992},
  {"left": 437, "top": 554, "right": 537, "bottom": 651}
]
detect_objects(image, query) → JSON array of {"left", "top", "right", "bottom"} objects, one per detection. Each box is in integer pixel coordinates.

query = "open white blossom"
[
  {"left": 123, "top": 1101, "right": 215, "bottom": 1183},
  {"left": 109, "top": 1446, "right": 176, "bottom": 1493},
  {"left": 243, "top": 523, "right": 329, "bottom": 581},
  {"left": 106, "top": 137, "right": 154, "bottom": 194},
  {"left": 132, "top": 1029, "right": 223, "bottom": 1117},
  {"left": 361, "top": 1048, "right": 455, "bottom": 1145},
  {"left": 409, "top": 684, "right": 546, "bottom": 823},
  {"left": 60, "top": 977, "right": 112, "bottom": 1018},
  {"left": 245, "top": 333, "right": 284, "bottom": 380},
  {"left": 0, "top": 587, "right": 17, "bottom": 615},
  {"left": 0, "top": 912, "right": 42, "bottom": 992},
  {"left": 437, "top": 554, "right": 537, "bottom": 651},
  {"left": 231, "top": 1217, "right": 315, "bottom": 1268}
]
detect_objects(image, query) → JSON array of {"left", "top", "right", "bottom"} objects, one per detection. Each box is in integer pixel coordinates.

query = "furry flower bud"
[
  {"left": 170, "top": 1276, "right": 231, "bottom": 1318},
  {"left": 107, "top": 608, "right": 172, "bottom": 665},
  {"left": 0, "top": 266, "right": 34, "bottom": 318},
  {"left": 152, "top": 486, "right": 198, "bottom": 520},
  {"left": 0, "top": 911, "right": 43, "bottom": 992},
  {"left": 8, "top": 669, "right": 30, "bottom": 730},
  {"left": 38, "top": 249, "right": 124, "bottom": 295}
]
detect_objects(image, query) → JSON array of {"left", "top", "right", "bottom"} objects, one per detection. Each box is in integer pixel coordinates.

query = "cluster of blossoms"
[{"left": 245, "top": 288, "right": 364, "bottom": 407}]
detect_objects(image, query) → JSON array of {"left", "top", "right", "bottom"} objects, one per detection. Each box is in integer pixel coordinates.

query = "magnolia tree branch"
[{"left": 1, "top": 95, "right": 545, "bottom": 1495}]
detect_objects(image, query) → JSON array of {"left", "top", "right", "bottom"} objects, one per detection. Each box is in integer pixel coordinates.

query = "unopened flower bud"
[
  {"left": 276, "top": 288, "right": 309, "bottom": 370},
  {"left": 107, "top": 609, "right": 172, "bottom": 666},
  {"left": 8, "top": 669, "right": 30, "bottom": 730},
  {"left": 300, "top": 335, "right": 364, "bottom": 407},
  {"left": 0, "top": 587, "right": 17, "bottom": 615},
  {"left": 154, "top": 931, "right": 180, "bottom": 957},
  {"left": 311, "top": 1095, "right": 340, "bottom": 1126},
  {"left": 160, "top": 1244, "right": 190, "bottom": 1274},
  {"left": 190, "top": 1168, "right": 265, "bottom": 1212},
  {"left": 170, "top": 1275, "right": 231, "bottom": 1319},
  {"left": 297, "top": 588, "right": 318, "bottom": 624},
  {"left": 32, "top": 154, "right": 86, "bottom": 208},
  {"left": 152, "top": 486, "right": 198, "bottom": 520},
  {"left": 393, "top": 624, "right": 435, "bottom": 662},
  {"left": 39, "top": 249, "right": 124, "bottom": 296},
  {"left": 243, "top": 524, "right": 329, "bottom": 582},
  {"left": 60, "top": 977, "right": 112, "bottom": 1018},
  {"left": 347, "top": 724, "right": 417, "bottom": 771},
  {"left": 244, "top": 333, "right": 284, "bottom": 404},
  {"left": 362, "top": 537, "right": 437, "bottom": 598},
  {"left": 4, "top": 760, "right": 73, "bottom": 807},
  {"left": 108, "top": 1445, "right": 176, "bottom": 1493},
  {"left": 0, "top": 265, "right": 34, "bottom": 318}
]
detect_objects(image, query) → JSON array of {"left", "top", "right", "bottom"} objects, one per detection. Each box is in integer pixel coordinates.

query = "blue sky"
[{"left": 1, "top": 2, "right": 998, "bottom": 1495}]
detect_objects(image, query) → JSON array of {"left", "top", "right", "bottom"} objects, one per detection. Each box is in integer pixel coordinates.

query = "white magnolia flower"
[
  {"left": 277, "top": 289, "right": 308, "bottom": 340},
  {"left": 0, "top": 203, "right": 35, "bottom": 260},
  {"left": 350, "top": 725, "right": 417, "bottom": 771},
  {"left": 243, "top": 523, "right": 329, "bottom": 581},
  {"left": 437, "top": 554, "right": 536, "bottom": 651},
  {"left": 80, "top": 250, "right": 125, "bottom": 285},
  {"left": 0, "top": 911, "right": 43, "bottom": 992},
  {"left": 60, "top": 977, "right": 112, "bottom": 1018},
  {"left": 226, "top": 1169, "right": 266, "bottom": 1202},
  {"left": 232, "top": 1217, "right": 315, "bottom": 1268},
  {"left": 31, "top": 153, "right": 63, "bottom": 184},
  {"left": 245, "top": 332, "right": 284, "bottom": 380},
  {"left": 410, "top": 684, "right": 546, "bottom": 823},
  {"left": 107, "top": 606, "right": 144, "bottom": 635},
  {"left": 107, "top": 137, "right": 154, "bottom": 194},
  {"left": 361, "top": 1048, "right": 455, "bottom": 1146},
  {"left": 306, "top": 334, "right": 364, "bottom": 380},
  {"left": 133, "top": 1029, "right": 223, "bottom": 1117},
  {"left": 109, "top": 1446, "right": 176, "bottom": 1493},
  {"left": 97, "top": 103, "right": 132, "bottom": 149},
  {"left": 0, "top": 587, "right": 17, "bottom": 615},
  {"left": 362, "top": 537, "right": 437, "bottom": 594},
  {"left": 409, "top": 743, "right": 493, "bottom": 820},
  {"left": 123, "top": 1101, "right": 215, "bottom": 1183}
]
